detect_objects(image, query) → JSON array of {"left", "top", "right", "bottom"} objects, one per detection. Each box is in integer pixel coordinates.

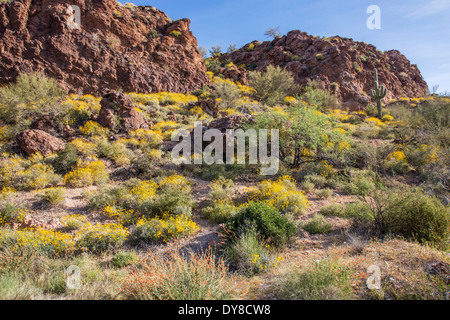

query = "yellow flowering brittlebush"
[
  {"left": 0, "top": 204, "right": 27, "bottom": 226},
  {"left": 16, "top": 163, "right": 61, "bottom": 190},
  {"left": 0, "top": 227, "right": 74, "bottom": 256},
  {"left": 365, "top": 117, "right": 384, "bottom": 127},
  {"left": 69, "top": 138, "right": 97, "bottom": 157},
  {"left": 249, "top": 175, "right": 309, "bottom": 215},
  {"left": 383, "top": 150, "right": 411, "bottom": 174},
  {"left": 61, "top": 214, "right": 88, "bottom": 231},
  {"left": 103, "top": 205, "right": 137, "bottom": 226},
  {"left": 157, "top": 174, "right": 189, "bottom": 190},
  {"left": 134, "top": 215, "right": 199, "bottom": 243},
  {"left": 127, "top": 92, "right": 197, "bottom": 107},
  {"left": 79, "top": 120, "right": 110, "bottom": 137},
  {"left": 129, "top": 180, "right": 158, "bottom": 203},
  {"left": 62, "top": 95, "right": 101, "bottom": 125},
  {"left": 64, "top": 160, "right": 109, "bottom": 187},
  {"left": 129, "top": 129, "right": 164, "bottom": 148}
]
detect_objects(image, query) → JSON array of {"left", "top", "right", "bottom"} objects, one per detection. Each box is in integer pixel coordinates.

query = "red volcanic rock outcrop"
[
  {"left": 98, "top": 90, "right": 149, "bottom": 132},
  {"left": 221, "top": 30, "right": 429, "bottom": 108},
  {"left": 0, "top": 0, "right": 208, "bottom": 95},
  {"left": 17, "top": 129, "right": 66, "bottom": 156}
]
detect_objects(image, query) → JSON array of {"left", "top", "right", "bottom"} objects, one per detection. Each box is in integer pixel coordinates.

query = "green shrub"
[
  {"left": 382, "top": 190, "right": 449, "bottom": 246},
  {"left": 319, "top": 204, "right": 345, "bottom": 217},
  {"left": 343, "top": 201, "right": 373, "bottom": 221},
  {"left": 111, "top": 251, "right": 139, "bottom": 268},
  {"left": 248, "top": 65, "right": 295, "bottom": 106},
  {"left": 96, "top": 139, "right": 132, "bottom": 165},
  {"left": 301, "top": 181, "right": 315, "bottom": 193},
  {"left": 301, "top": 81, "right": 340, "bottom": 111},
  {"left": 273, "top": 257, "right": 356, "bottom": 300},
  {"left": 86, "top": 185, "right": 130, "bottom": 211},
  {"left": 213, "top": 78, "right": 242, "bottom": 110},
  {"left": 0, "top": 203, "right": 27, "bottom": 225},
  {"left": 348, "top": 188, "right": 449, "bottom": 247},
  {"left": 37, "top": 187, "right": 66, "bottom": 207},
  {"left": 316, "top": 188, "right": 333, "bottom": 199},
  {"left": 303, "top": 174, "right": 327, "bottom": 188},
  {"left": 75, "top": 223, "right": 128, "bottom": 254},
  {"left": 52, "top": 144, "right": 78, "bottom": 174},
  {"left": 139, "top": 186, "right": 193, "bottom": 219},
  {"left": 224, "top": 228, "right": 281, "bottom": 275},
  {"left": 209, "top": 176, "right": 235, "bottom": 203},
  {"left": 342, "top": 172, "right": 376, "bottom": 196},
  {"left": 205, "top": 58, "right": 222, "bottom": 74},
  {"left": 0, "top": 72, "right": 65, "bottom": 133},
  {"left": 248, "top": 104, "right": 349, "bottom": 170},
  {"left": 224, "top": 202, "right": 297, "bottom": 247},
  {"left": 303, "top": 214, "right": 333, "bottom": 234},
  {"left": 202, "top": 202, "right": 238, "bottom": 224}
]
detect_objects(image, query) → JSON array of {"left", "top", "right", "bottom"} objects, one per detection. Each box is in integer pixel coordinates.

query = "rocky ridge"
[
  {"left": 0, "top": 0, "right": 208, "bottom": 95},
  {"left": 221, "top": 30, "right": 429, "bottom": 108}
]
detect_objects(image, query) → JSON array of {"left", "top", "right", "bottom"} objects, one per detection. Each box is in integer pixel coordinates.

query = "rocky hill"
[
  {"left": 220, "top": 30, "right": 429, "bottom": 108},
  {"left": 0, "top": 0, "right": 208, "bottom": 94}
]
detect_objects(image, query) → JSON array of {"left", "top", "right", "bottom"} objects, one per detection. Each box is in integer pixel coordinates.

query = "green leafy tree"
[{"left": 248, "top": 104, "right": 349, "bottom": 168}]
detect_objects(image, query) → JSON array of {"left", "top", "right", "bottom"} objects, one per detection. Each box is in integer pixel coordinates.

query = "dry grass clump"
[{"left": 119, "top": 245, "right": 248, "bottom": 300}]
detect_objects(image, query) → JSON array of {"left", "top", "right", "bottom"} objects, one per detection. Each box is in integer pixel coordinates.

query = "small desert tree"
[
  {"left": 227, "top": 44, "right": 237, "bottom": 54},
  {"left": 198, "top": 46, "right": 208, "bottom": 59},
  {"left": 301, "top": 81, "right": 341, "bottom": 111},
  {"left": 247, "top": 103, "right": 349, "bottom": 168},
  {"left": 248, "top": 65, "right": 295, "bottom": 106},
  {"left": 209, "top": 45, "right": 222, "bottom": 58},
  {"left": 0, "top": 72, "right": 66, "bottom": 132},
  {"left": 213, "top": 79, "right": 241, "bottom": 110},
  {"left": 264, "top": 27, "right": 282, "bottom": 39}
]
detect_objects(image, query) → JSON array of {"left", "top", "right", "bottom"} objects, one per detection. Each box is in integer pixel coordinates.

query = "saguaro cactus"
[{"left": 370, "top": 68, "right": 387, "bottom": 119}]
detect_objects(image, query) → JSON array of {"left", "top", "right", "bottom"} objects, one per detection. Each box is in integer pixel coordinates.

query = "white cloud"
[{"left": 407, "top": 0, "right": 450, "bottom": 19}]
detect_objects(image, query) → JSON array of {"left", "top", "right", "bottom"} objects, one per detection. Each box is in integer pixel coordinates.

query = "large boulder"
[
  {"left": 98, "top": 90, "right": 149, "bottom": 132},
  {"left": 17, "top": 129, "right": 66, "bottom": 156}
]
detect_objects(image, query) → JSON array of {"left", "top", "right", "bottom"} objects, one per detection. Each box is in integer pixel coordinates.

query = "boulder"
[
  {"left": 17, "top": 129, "right": 66, "bottom": 156},
  {"left": 98, "top": 90, "right": 149, "bottom": 132}
]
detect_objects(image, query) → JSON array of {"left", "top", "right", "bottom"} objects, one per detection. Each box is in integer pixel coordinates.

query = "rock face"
[
  {"left": 190, "top": 115, "right": 253, "bottom": 151},
  {"left": 0, "top": 0, "right": 208, "bottom": 95},
  {"left": 98, "top": 90, "right": 149, "bottom": 132},
  {"left": 221, "top": 30, "right": 429, "bottom": 108},
  {"left": 17, "top": 129, "right": 66, "bottom": 156}
]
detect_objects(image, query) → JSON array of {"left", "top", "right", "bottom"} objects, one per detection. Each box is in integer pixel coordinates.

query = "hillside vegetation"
[{"left": 0, "top": 67, "right": 448, "bottom": 300}]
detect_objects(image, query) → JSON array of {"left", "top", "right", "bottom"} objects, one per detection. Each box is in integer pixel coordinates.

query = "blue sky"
[{"left": 129, "top": 0, "right": 450, "bottom": 93}]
